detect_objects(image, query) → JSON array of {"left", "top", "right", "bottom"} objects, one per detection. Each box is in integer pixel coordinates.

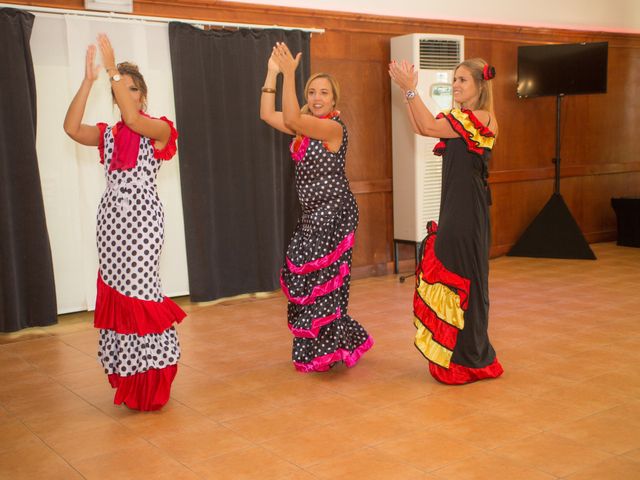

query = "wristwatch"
[
  {"left": 110, "top": 74, "right": 121, "bottom": 82},
  {"left": 405, "top": 89, "right": 417, "bottom": 100}
]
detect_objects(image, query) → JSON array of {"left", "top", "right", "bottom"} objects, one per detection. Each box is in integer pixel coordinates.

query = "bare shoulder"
[{"left": 471, "top": 109, "right": 491, "bottom": 126}]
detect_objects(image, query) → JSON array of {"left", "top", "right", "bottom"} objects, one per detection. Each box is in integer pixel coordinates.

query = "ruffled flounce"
[
  {"left": 414, "top": 222, "right": 501, "bottom": 383},
  {"left": 96, "top": 122, "right": 108, "bottom": 164},
  {"left": 280, "top": 262, "right": 350, "bottom": 306},
  {"left": 286, "top": 231, "right": 355, "bottom": 275},
  {"left": 288, "top": 306, "right": 342, "bottom": 338},
  {"left": 98, "top": 327, "right": 180, "bottom": 376},
  {"left": 108, "top": 364, "right": 178, "bottom": 411},
  {"left": 94, "top": 274, "right": 186, "bottom": 336},
  {"left": 294, "top": 336, "right": 373, "bottom": 373},
  {"left": 290, "top": 135, "right": 310, "bottom": 163},
  {"left": 429, "top": 357, "right": 503, "bottom": 385},
  {"left": 413, "top": 221, "right": 465, "bottom": 369},
  {"left": 151, "top": 116, "right": 179, "bottom": 160},
  {"left": 433, "top": 108, "right": 495, "bottom": 156}
]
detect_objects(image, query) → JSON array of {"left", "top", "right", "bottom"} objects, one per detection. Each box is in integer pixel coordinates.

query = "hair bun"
[{"left": 482, "top": 64, "right": 496, "bottom": 80}]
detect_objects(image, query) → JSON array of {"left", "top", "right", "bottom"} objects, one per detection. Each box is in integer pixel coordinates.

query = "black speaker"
[{"left": 507, "top": 193, "right": 596, "bottom": 259}]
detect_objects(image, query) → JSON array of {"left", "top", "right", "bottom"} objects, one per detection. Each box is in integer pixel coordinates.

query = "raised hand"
[
  {"left": 85, "top": 45, "right": 100, "bottom": 83},
  {"left": 389, "top": 59, "right": 418, "bottom": 92},
  {"left": 97, "top": 33, "right": 116, "bottom": 72},
  {"left": 268, "top": 51, "right": 280, "bottom": 74},
  {"left": 272, "top": 42, "right": 302, "bottom": 76}
]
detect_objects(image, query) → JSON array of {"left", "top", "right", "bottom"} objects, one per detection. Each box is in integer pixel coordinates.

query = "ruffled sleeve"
[
  {"left": 96, "top": 122, "right": 108, "bottom": 164},
  {"left": 432, "top": 108, "right": 495, "bottom": 156},
  {"left": 151, "top": 116, "right": 179, "bottom": 160}
]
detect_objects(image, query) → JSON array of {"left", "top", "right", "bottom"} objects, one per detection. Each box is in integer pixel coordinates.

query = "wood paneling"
[{"left": 10, "top": 0, "right": 640, "bottom": 276}]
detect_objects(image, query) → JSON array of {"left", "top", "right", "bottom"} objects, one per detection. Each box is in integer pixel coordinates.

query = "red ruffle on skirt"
[
  {"left": 108, "top": 364, "right": 178, "bottom": 411},
  {"left": 94, "top": 274, "right": 186, "bottom": 336},
  {"left": 429, "top": 357, "right": 503, "bottom": 385}
]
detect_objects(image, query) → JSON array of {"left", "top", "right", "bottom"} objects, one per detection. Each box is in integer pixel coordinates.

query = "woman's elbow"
[
  {"left": 416, "top": 125, "right": 436, "bottom": 138},
  {"left": 122, "top": 112, "right": 141, "bottom": 129},
  {"left": 283, "top": 117, "right": 299, "bottom": 131},
  {"left": 63, "top": 124, "right": 78, "bottom": 140}
]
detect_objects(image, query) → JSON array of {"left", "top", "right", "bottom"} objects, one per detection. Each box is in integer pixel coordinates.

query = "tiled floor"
[{"left": 1, "top": 242, "right": 639, "bottom": 479}]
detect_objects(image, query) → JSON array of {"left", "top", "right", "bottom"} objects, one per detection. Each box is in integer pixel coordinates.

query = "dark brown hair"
[{"left": 110, "top": 62, "right": 148, "bottom": 110}]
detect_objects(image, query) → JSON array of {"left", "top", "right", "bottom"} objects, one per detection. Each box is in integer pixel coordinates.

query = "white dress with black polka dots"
[
  {"left": 282, "top": 115, "right": 373, "bottom": 372},
  {"left": 94, "top": 119, "right": 184, "bottom": 409}
]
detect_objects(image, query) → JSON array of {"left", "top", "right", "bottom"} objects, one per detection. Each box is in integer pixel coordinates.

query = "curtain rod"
[{"left": 0, "top": 3, "right": 324, "bottom": 33}]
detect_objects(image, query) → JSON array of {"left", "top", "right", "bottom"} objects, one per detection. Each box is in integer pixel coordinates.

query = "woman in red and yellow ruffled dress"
[
  {"left": 260, "top": 43, "right": 373, "bottom": 372},
  {"left": 390, "top": 58, "right": 503, "bottom": 385},
  {"left": 64, "top": 35, "right": 185, "bottom": 409}
]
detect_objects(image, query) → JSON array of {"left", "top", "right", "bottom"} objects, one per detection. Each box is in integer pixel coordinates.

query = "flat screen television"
[{"left": 517, "top": 42, "right": 608, "bottom": 98}]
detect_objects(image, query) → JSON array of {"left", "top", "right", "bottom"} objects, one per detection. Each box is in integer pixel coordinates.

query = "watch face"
[
  {"left": 111, "top": 74, "right": 121, "bottom": 82},
  {"left": 405, "top": 90, "right": 416, "bottom": 99}
]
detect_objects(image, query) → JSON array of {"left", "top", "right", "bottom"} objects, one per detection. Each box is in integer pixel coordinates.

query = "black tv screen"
[{"left": 517, "top": 42, "right": 608, "bottom": 98}]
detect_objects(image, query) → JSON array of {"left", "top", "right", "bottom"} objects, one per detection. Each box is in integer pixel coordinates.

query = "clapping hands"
[{"left": 271, "top": 42, "right": 302, "bottom": 75}]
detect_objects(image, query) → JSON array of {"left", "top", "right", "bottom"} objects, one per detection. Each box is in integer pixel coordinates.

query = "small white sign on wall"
[{"left": 84, "top": 0, "right": 133, "bottom": 13}]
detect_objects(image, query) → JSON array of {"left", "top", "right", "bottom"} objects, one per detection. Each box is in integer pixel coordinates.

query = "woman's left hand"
[
  {"left": 97, "top": 33, "right": 117, "bottom": 72},
  {"left": 272, "top": 42, "right": 301, "bottom": 75}
]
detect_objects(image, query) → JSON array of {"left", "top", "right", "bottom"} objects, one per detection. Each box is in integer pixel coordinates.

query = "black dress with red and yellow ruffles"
[
  {"left": 281, "top": 113, "right": 373, "bottom": 372},
  {"left": 413, "top": 108, "right": 503, "bottom": 385}
]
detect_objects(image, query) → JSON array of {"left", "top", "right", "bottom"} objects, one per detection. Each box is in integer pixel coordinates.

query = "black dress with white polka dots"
[
  {"left": 282, "top": 115, "right": 373, "bottom": 372},
  {"left": 93, "top": 117, "right": 185, "bottom": 410}
]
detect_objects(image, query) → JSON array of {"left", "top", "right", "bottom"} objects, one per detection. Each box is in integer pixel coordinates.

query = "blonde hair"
[
  {"left": 111, "top": 62, "right": 148, "bottom": 111},
  {"left": 301, "top": 73, "right": 340, "bottom": 115},
  {"left": 455, "top": 58, "right": 497, "bottom": 130}
]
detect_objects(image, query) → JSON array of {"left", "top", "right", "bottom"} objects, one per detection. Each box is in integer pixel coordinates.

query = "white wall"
[{"left": 224, "top": 0, "right": 640, "bottom": 33}]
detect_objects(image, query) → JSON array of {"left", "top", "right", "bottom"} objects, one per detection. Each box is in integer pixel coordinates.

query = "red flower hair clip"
[{"left": 482, "top": 64, "right": 496, "bottom": 80}]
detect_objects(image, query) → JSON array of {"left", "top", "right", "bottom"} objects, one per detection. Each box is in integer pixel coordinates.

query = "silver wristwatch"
[
  {"left": 405, "top": 89, "right": 417, "bottom": 100},
  {"left": 110, "top": 74, "right": 121, "bottom": 82}
]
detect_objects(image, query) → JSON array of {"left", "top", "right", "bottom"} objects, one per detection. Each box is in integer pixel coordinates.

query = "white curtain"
[{"left": 32, "top": 13, "right": 189, "bottom": 314}]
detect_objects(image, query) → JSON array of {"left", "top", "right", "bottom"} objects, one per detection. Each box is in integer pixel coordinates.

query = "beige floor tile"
[
  {"left": 369, "top": 430, "right": 485, "bottom": 472},
  {"left": 189, "top": 446, "right": 308, "bottom": 479},
  {"left": 70, "top": 443, "right": 186, "bottom": 480},
  {"left": 261, "top": 422, "right": 367, "bottom": 467},
  {"left": 564, "top": 456, "right": 640, "bottom": 480},
  {"left": 534, "top": 382, "right": 630, "bottom": 417},
  {"left": 432, "top": 454, "right": 557, "bottom": 480},
  {"left": 430, "top": 413, "right": 540, "bottom": 449},
  {"left": 0, "top": 440, "right": 85, "bottom": 479},
  {"left": 222, "top": 407, "right": 321, "bottom": 443},
  {"left": 548, "top": 410, "right": 640, "bottom": 455},
  {"left": 307, "top": 447, "right": 437, "bottom": 479},
  {"left": 493, "top": 431, "right": 613, "bottom": 477},
  {"left": 42, "top": 423, "right": 148, "bottom": 463},
  {"left": 148, "top": 423, "right": 253, "bottom": 466},
  {"left": 0, "top": 417, "right": 43, "bottom": 453}
]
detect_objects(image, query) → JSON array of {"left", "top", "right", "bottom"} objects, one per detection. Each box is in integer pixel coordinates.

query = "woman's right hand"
[
  {"left": 84, "top": 45, "right": 100, "bottom": 83},
  {"left": 268, "top": 52, "right": 280, "bottom": 74},
  {"left": 389, "top": 59, "right": 418, "bottom": 92}
]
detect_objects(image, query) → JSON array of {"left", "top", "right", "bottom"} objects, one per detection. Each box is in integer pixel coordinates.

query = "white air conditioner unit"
[
  {"left": 390, "top": 34, "right": 464, "bottom": 251},
  {"left": 84, "top": 0, "right": 133, "bottom": 13}
]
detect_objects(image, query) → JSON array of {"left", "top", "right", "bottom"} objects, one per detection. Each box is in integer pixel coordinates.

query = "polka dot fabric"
[
  {"left": 282, "top": 116, "right": 373, "bottom": 372},
  {"left": 94, "top": 118, "right": 185, "bottom": 410}
]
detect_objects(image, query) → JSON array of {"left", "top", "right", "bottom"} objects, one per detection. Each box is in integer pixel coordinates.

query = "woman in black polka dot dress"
[
  {"left": 64, "top": 35, "right": 185, "bottom": 410},
  {"left": 261, "top": 42, "right": 373, "bottom": 372}
]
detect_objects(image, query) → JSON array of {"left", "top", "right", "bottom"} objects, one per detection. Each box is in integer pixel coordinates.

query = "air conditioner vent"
[{"left": 419, "top": 39, "right": 461, "bottom": 69}]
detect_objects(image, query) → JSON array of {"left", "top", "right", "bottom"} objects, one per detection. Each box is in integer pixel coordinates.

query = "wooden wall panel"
[{"left": 9, "top": 0, "right": 640, "bottom": 277}]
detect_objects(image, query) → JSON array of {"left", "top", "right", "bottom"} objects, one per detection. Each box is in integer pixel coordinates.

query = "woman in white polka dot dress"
[
  {"left": 64, "top": 35, "right": 185, "bottom": 410},
  {"left": 261, "top": 42, "right": 373, "bottom": 372}
]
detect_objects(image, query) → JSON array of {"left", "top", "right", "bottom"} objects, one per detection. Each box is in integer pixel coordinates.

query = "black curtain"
[
  {"left": 0, "top": 8, "right": 57, "bottom": 332},
  {"left": 169, "top": 24, "right": 308, "bottom": 302}
]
